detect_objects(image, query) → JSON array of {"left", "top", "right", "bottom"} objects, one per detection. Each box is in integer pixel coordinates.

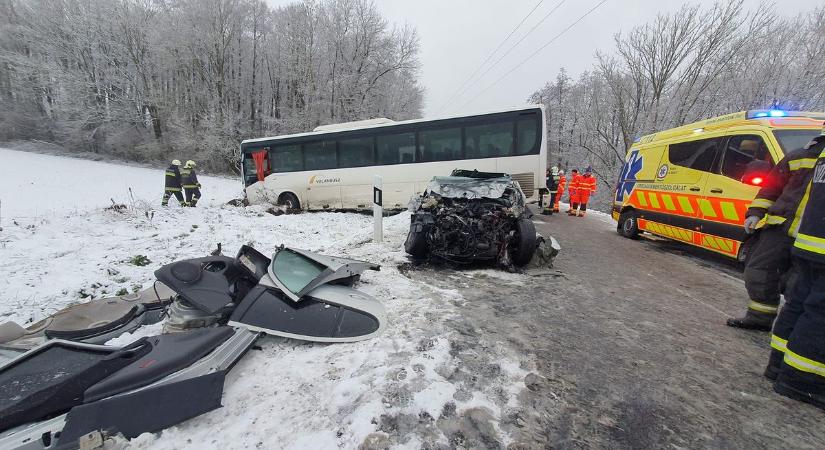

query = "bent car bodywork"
[
  {"left": 0, "top": 327, "right": 258, "bottom": 449},
  {"left": 156, "top": 245, "right": 386, "bottom": 343},
  {"left": 405, "top": 170, "right": 537, "bottom": 268}
]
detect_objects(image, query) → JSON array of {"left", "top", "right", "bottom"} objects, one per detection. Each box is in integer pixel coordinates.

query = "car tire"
[
  {"left": 618, "top": 210, "right": 640, "bottom": 239},
  {"left": 277, "top": 192, "right": 300, "bottom": 212},
  {"left": 404, "top": 229, "right": 428, "bottom": 257},
  {"left": 512, "top": 218, "right": 537, "bottom": 267}
]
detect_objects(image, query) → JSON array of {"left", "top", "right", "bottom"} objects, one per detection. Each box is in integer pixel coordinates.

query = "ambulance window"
[
  {"left": 668, "top": 138, "right": 720, "bottom": 173},
  {"left": 720, "top": 135, "right": 774, "bottom": 181}
]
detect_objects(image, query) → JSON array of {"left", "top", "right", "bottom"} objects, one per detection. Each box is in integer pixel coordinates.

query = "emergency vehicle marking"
[
  {"left": 628, "top": 189, "right": 751, "bottom": 226},
  {"left": 616, "top": 150, "right": 644, "bottom": 202}
]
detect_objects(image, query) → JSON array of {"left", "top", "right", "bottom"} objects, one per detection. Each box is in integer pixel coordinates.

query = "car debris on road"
[{"left": 0, "top": 245, "right": 385, "bottom": 449}]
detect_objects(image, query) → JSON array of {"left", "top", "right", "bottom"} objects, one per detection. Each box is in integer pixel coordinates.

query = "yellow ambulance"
[{"left": 612, "top": 110, "right": 825, "bottom": 260}]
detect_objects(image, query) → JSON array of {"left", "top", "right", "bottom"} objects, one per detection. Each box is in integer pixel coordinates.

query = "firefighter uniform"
[
  {"left": 554, "top": 172, "right": 566, "bottom": 213},
  {"left": 543, "top": 167, "right": 560, "bottom": 215},
  {"left": 181, "top": 160, "right": 201, "bottom": 207},
  {"left": 567, "top": 170, "right": 581, "bottom": 214},
  {"left": 571, "top": 168, "right": 597, "bottom": 217},
  {"left": 727, "top": 144, "right": 823, "bottom": 331},
  {"left": 770, "top": 145, "right": 825, "bottom": 410},
  {"left": 161, "top": 160, "right": 185, "bottom": 207}
]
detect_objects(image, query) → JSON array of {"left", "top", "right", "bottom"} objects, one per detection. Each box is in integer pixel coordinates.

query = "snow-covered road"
[
  {"left": 0, "top": 148, "right": 242, "bottom": 219},
  {"left": 0, "top": 149, "right": 530, "bottom": 449}
]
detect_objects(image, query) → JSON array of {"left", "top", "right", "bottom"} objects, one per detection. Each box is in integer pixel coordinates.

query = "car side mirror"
[{"left": 741, "top": 160, "right": 771, "bottom": 186}]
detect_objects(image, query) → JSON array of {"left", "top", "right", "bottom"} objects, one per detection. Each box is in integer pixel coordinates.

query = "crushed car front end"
[{"left": 405, "top": 171, "right": 537, "bottom": 268}]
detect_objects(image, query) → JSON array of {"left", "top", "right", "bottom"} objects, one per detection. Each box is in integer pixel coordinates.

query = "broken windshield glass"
[
  {"left": 270, "top": 248, "right": 326, "bottom": 295},
  {"left": 426, "top": 176, "right": 513, "bottom": 199}
]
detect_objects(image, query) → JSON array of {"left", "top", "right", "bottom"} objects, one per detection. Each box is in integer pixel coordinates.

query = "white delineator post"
[{"left": 373, "top": 175, "right": 383, "bottom": 242}]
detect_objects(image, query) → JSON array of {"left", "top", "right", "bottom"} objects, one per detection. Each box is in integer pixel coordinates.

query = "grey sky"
[{"left": 271, "top": 0, "right": 823, "bottom": 118}]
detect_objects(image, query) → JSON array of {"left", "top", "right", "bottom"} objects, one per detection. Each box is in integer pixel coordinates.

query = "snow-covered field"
[
  {"left": 0, "top": 148, "right": 242, "bottom": 220},
  {"left": 0, "top": 149, "right": 529, "bottom": 449}
]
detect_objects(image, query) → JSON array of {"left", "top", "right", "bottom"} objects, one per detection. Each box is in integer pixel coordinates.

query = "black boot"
[
  {"left": 726, "top": 311, "right": 774, "bottom": 332},
  {"left": 764, "top": 350, "right": 783, "bottom": 381}
]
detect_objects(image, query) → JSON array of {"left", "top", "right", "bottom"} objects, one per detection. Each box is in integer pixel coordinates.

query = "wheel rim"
[{"left": 623, "top": 217, "right": 635, "bottom": 233}]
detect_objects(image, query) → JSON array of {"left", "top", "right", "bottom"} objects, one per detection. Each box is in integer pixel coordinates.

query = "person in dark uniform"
[
  {"left": 768, "top": 131, "right": 825, "bottom": 411},
  {"left": 727, "top": 136, "right": 825, "bottom": 331},
  {"left": 161, "top": 159, "right": 185, "bottom": 207},
  {"left": 181, "top": 160, "right": 201, "bottom": 207}
]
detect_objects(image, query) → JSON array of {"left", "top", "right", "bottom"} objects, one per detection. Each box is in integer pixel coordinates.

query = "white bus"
[{"left": 240, "top": 105, "right": 547, "bottom": 210}]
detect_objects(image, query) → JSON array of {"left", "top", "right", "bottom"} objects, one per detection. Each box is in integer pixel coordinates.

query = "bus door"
[{"left": 304, "top": 141, "right": 342, "bottom": 209}]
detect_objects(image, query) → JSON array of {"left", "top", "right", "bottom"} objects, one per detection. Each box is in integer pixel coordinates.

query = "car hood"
[{"left": 425, "top": 176, "right": 515, "bottom": 200}]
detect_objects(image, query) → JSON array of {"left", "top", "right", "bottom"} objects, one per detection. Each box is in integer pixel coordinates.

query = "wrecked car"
[
  {"left": 405, "top": 170, "right": 537, "bottom": 268},
  {"left": 0, "top": 245, "right": 385, "bottom": 449}
]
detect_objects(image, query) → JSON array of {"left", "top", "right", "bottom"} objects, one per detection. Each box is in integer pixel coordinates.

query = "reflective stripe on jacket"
[
  {"left": 181, "top": 168, "right": 199, "bottom": 188},
  {"left": 746, "top": 146, "right": 820, "bottom": 231},
  {"left": 164, "top": 165, "right": 182, "bottom": 190},
  {"left": 792, "top": 148, "right": 825, "bottom": 264}
]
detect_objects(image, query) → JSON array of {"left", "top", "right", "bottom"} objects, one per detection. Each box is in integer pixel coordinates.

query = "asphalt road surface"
[{"left": 399, "top": 207, "right": 824, "bottom": 449}]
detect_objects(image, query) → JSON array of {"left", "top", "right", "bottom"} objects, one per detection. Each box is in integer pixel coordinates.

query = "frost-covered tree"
[
  {"left": 0, "top": 0, "right": 424, "bottom": 171},
  {"left": 529, "top": 0, "right": 825, "bottom": 211}
]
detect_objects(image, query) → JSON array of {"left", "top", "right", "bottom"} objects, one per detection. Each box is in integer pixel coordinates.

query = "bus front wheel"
[{"left": 277, "top": 192, "right": 300, "bottom": 212}]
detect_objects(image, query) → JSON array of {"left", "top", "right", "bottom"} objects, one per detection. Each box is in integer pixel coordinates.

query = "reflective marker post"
[{"left": 373, "top": 175, "right": 383, "bottom": 242}]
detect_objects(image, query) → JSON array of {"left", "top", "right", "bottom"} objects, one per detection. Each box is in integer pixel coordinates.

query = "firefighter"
[
  {"left": 566, "top": 169, "right": 581, "bottom": 215},
  {"left": 769, "top": 141, "right": 825, "bottom": 411},
  {"left": 554, "top": 170, "right": 567, "bottom": 213},
  {"left": 727, "top": 136, "right": 825, "bottom": 331},
  {"left": 161, "top": 159, "right": 185, "bottom": 207},
  {"left": 571, "top": 167, "right": 597, "bottom": 217},
  {"left": 543, "top": 166, "right": 560, "bottom": 215},
  {"left": 181, "top": 160, "right": 202, "bottom": 207},
  {"left": 765, "top": 129, "right": 825, "bottom": 381}
]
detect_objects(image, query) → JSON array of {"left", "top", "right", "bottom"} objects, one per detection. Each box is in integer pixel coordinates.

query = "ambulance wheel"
[
  {"left": 618, "top": 211, "right": 640, "bottom": 239},
  {"left": 277, "top": 192, "right": 300, "bottom": 212},
  {"left": 512, "top": 218, "right": 537, "bottom": 267}
]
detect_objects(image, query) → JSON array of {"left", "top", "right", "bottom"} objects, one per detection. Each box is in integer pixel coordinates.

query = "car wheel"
[
  {"left": 511, "top": 218, "right": 537, "bottom": 267},
  {"left": 404, "top": 228, "right": 429, "bottom": 257},
  {"left": 618, "top": 210, "right": 640, "bottom": 239},
  {"left": 277, "top": 192, "right": 300, "bottom": 212}
]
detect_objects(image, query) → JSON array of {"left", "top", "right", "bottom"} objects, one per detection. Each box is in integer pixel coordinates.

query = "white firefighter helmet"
[
  {"left": 185, "top": 160, "right": 196, "bottom": 168},
  {"left": 551, "top": 166, "right": 559, "bottom": 175},
  {"left": 171, "top": 159, "right": 182, "bottom": 166}
]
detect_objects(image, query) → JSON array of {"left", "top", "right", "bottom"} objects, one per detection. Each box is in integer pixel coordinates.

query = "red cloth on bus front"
[{"left": 251, "top": 150, "right": 267, "bottom": 182}]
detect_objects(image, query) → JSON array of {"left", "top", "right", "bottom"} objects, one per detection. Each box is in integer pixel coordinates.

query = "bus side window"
[
  {"left": 515, "top": 117, "right": 539, "bottom": 155},
  {"left": 377, "top": 132, "right": 416, "bottom": 165},
  {"left": 339, "top": 137, "right": 374, "bottom": 168},
  {"left": 304, "top": 140, "right": 337, "bottom": 170},
  {"left": 419, "top": 127, "right": 461, "bottom": 162},
  {"left": 271, "top": 144, "right": 303, "bottom": 173},
  {"left": 465, "top": 122, "right": 513, "bottom": 158},
  {"left": 719, "top": 135, "right": 774, "bottom": 181}
]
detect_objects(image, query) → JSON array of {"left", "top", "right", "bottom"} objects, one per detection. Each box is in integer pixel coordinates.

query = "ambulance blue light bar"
[{"left": 748, "top": 109, "right": 786, "bottom": 118}]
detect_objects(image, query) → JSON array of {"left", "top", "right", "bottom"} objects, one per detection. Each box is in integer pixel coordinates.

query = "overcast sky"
[{"left": 271, "top": 0, "right": 823, "bottom": 118}]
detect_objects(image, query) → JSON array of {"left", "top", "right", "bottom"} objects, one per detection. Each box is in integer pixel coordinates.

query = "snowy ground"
[
  {"left": 0, "top": 147, "right": 243, "bottom": 220},
  {"left": 0, "top": 149, "right": 532, "bottom": 449}
]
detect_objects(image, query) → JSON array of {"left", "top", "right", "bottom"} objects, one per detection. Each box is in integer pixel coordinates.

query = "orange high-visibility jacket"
[
  {"left": 557, "top": 175, "right": 567, "bottom": 196},
  {"left": 568, "top": 173, "right": 582, "bottom": 203},
  {"left": 577, "top": 174, "right": 597, "bottom": 203}
]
